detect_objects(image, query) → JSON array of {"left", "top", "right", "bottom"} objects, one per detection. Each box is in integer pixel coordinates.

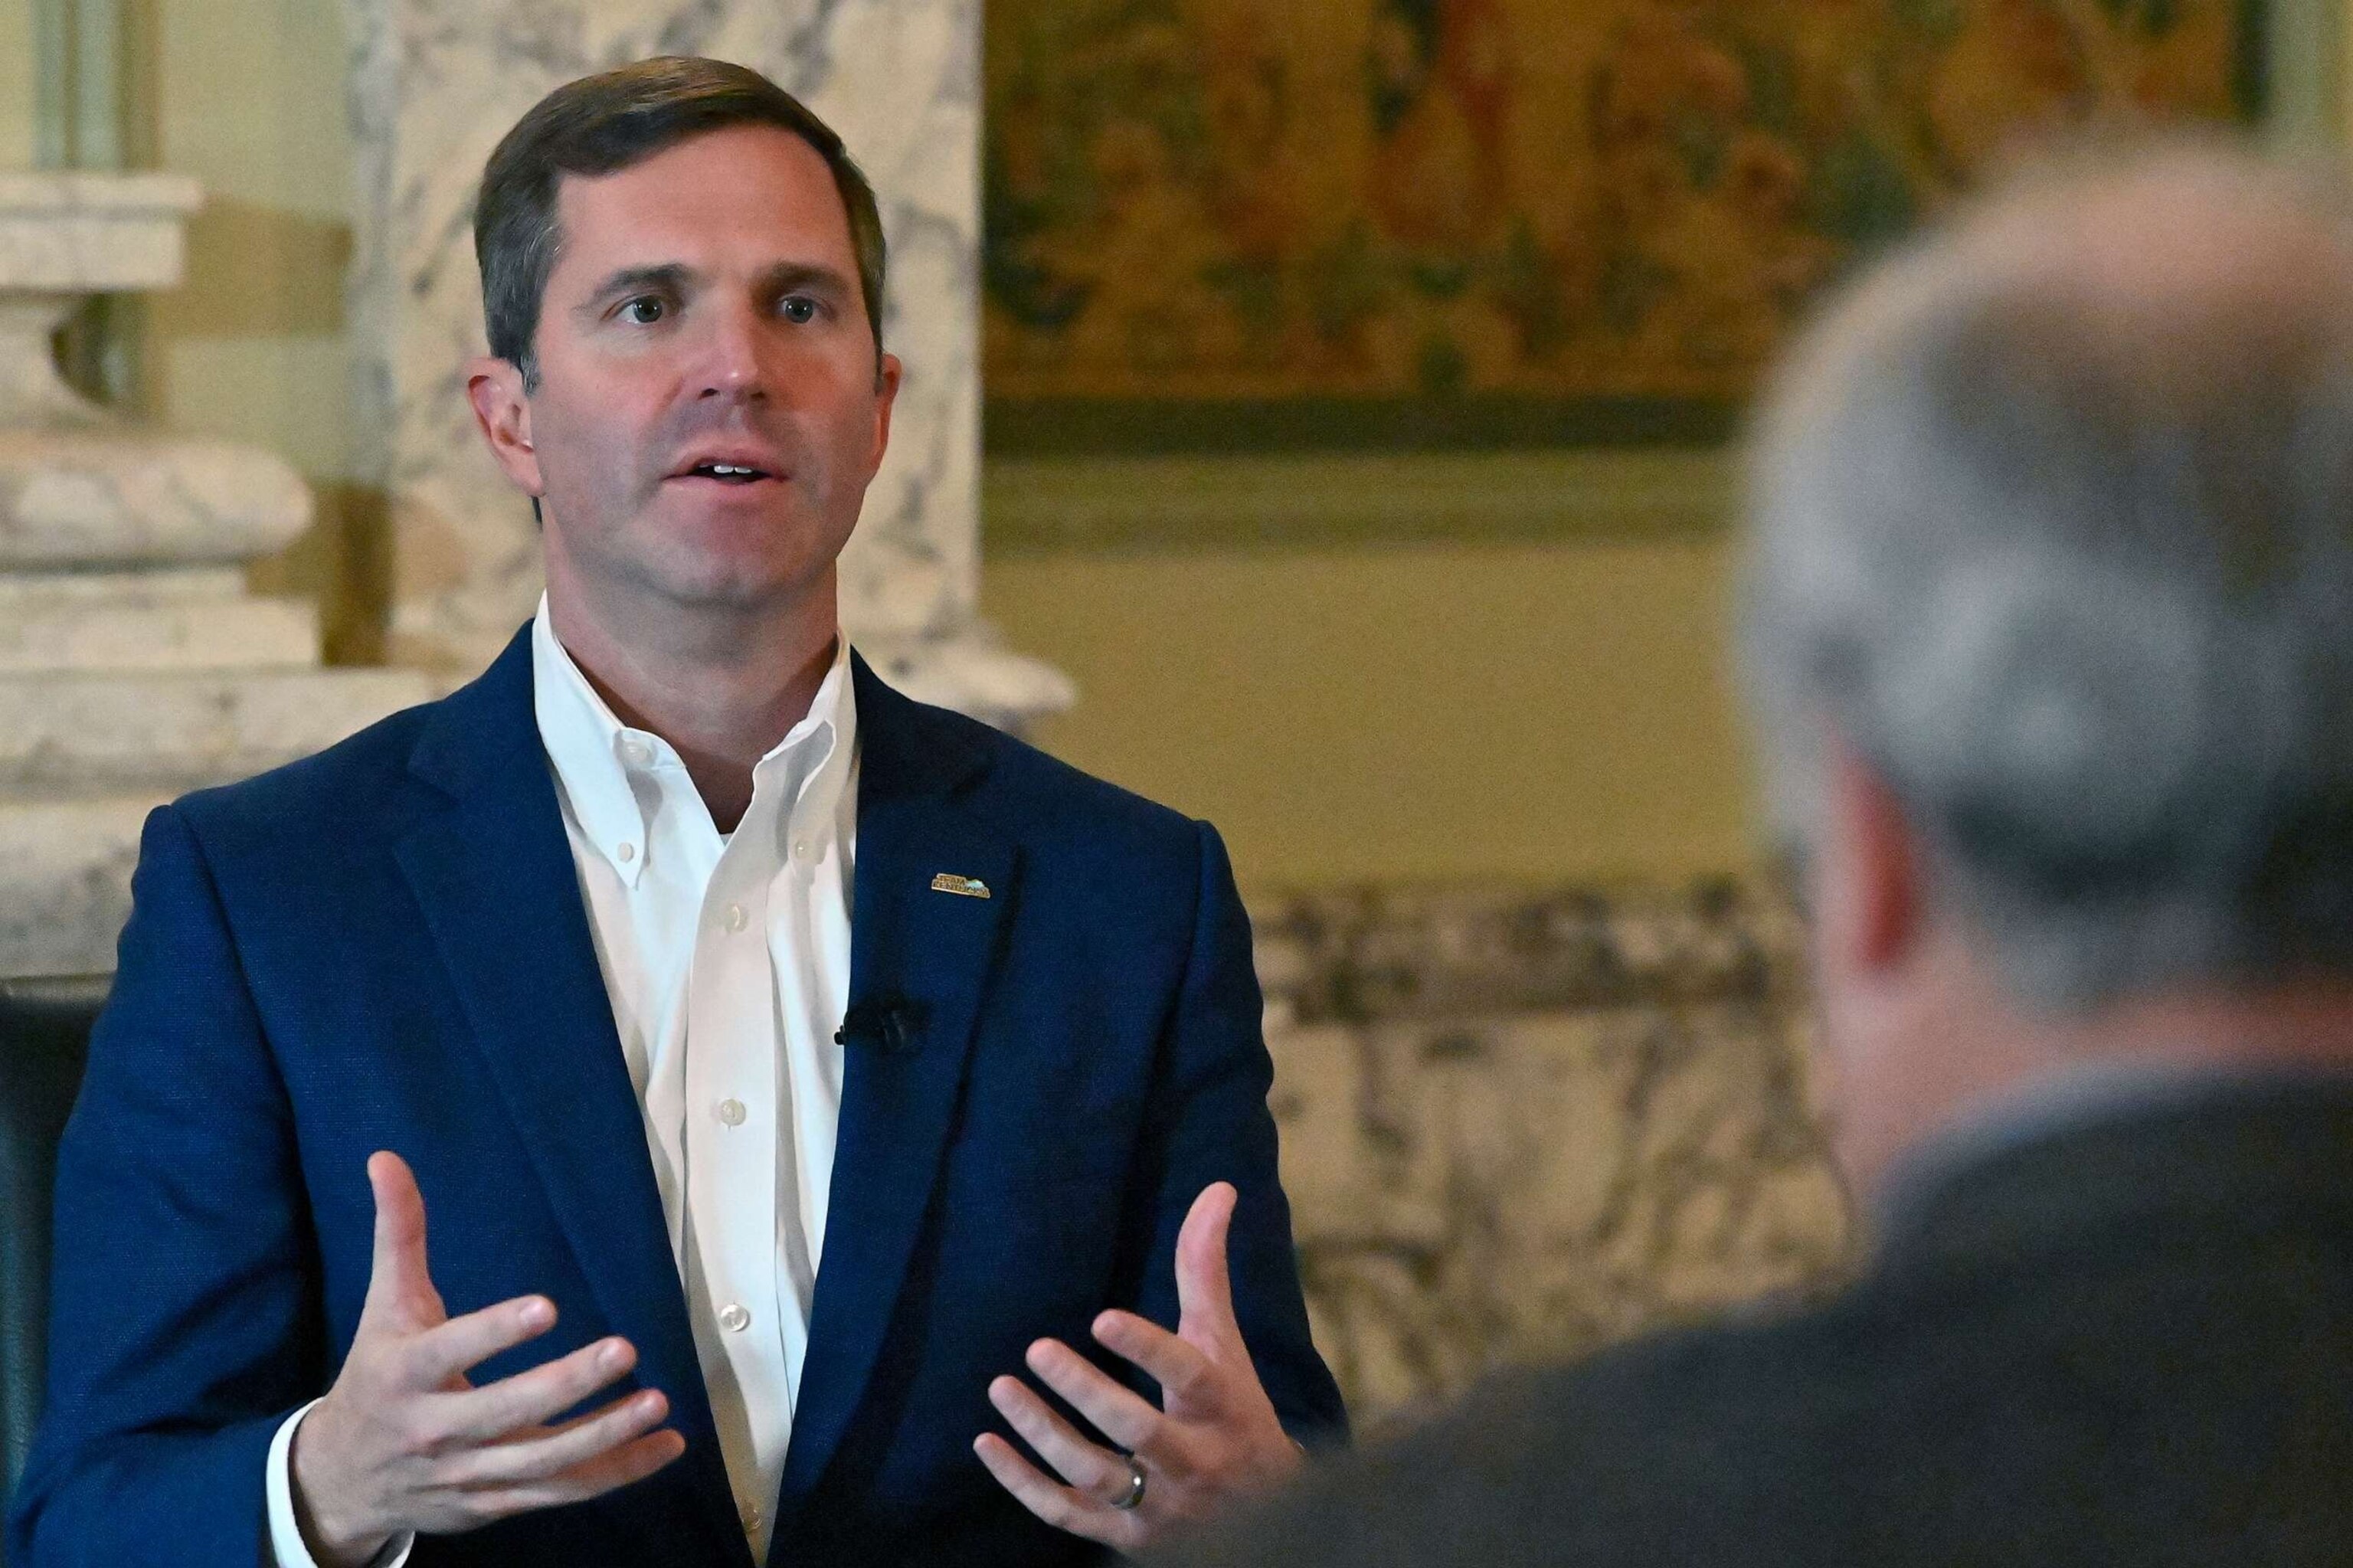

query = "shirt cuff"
[{"left": 266, "top": 1399, "right": 416, "bottom": 1568}]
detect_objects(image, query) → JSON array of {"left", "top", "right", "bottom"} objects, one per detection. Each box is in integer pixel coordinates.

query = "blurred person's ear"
[
  {"left": 1813, "top": 734, "right": 1928, "bottom": 990},
  {"left": 1805, "top": 734, "right": 1938, "bottom": 1189}
]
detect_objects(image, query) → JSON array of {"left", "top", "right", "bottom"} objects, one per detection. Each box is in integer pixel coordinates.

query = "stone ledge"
[
  {"left": 0, "top": 667, "right": 437, "bottom": 791},
  {"left": 1255, "top": 879, "right": 1807, "bottom": 1025},
  {"left": 0, "top": 428, "right": 311, "bottom": 568},
  {"left": 0, "top": 172, "right": 203, "bottom": 294},
  {"left": 0, "top": 567, "right": 247, "bottom": 605},
  {"left": 0, "top": 173, "right": 204, "bottom": 214},
  {"left": 0, "top": 593, "right": 317, "bottom": 673}
]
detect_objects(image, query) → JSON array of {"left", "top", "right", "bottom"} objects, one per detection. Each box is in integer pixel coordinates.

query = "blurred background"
[{"left": 0, "top": 0, "right": 2341, "bottom": 1424}]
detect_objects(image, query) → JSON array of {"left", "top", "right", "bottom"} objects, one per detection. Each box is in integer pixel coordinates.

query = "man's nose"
[{"left": 694, "top": 300, "right": 769, "bottom": 402}]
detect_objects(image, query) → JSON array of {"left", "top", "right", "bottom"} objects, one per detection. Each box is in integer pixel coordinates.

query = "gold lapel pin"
[{"left": 930, "top": 873, "right": 991, "bottom": 899}]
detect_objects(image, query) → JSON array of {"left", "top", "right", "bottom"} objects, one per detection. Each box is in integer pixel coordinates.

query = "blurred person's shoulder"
[
  {"left": 1163, "top": 1164, "right": 2353, "bottom": 1568},
  {"left": 1152, "top": 1298, "right": 1880, "bottom": 1568},
  {"left": 1149, "top": 1255, "right": 2233, "bottom": 1568}
]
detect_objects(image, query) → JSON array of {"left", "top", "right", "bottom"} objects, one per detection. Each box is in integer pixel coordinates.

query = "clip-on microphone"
[{"left": 835, "top": 993, "right": 929, "bottom": 1056}]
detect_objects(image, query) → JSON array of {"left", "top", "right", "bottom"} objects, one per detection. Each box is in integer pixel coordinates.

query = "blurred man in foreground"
[{"left": 1163, "top": 141, "right": 2353, "bottom": 1566}]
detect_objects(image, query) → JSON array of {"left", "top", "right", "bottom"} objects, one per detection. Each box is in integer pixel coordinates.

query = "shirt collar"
[{"left": 530, "top": 594, "right": 857, "bottom": 885}]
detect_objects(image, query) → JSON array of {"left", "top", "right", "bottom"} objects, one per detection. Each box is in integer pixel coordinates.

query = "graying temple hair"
[{"left": 1743, "top": 140, "right": 2353, "bottom": 1012}]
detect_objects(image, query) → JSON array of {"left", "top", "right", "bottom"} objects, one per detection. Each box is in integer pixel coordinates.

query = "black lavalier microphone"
[{"left": 834, "top": 993, "right": 930, "bottom": 1056}]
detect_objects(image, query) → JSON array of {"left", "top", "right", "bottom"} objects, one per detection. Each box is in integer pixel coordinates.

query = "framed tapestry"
[{"left": 983, "top": 0, "right": 2268, "bottom": 456}]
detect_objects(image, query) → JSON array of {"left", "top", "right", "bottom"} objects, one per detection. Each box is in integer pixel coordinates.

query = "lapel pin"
[{"left": 930, "top": 872, "right": 991, "bottom": 899}]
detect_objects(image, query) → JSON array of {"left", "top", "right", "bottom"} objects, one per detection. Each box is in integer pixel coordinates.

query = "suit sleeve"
[
  {"left": 1117, "top": 820, "right": 1348, "bottom": 1447},
  {"left": 6, "top": 804, "right": 326, "bottom": 1566}
]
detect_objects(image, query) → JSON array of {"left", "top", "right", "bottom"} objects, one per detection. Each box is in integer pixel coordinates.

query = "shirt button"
[
  {"left": 718, "top": 1098, "right": 746, "bottom": 1126},
  {"left": 718, "top": 1303, "right": 751, "bottom": 1333},
  {"left": 723, "top": 903, "right": 748, "bottom": 931},
  {"left": 620, "top": 739, "right": 651, "bottom": 765},
  {"left": 616, "top": 842, "right": 637, "bottom": 864},
  {"left": 743, "top": 1504, "right": 763, "bottom": 1530},
  {"left": 793, "top": 840, "right": 811, "bottom": 861}
]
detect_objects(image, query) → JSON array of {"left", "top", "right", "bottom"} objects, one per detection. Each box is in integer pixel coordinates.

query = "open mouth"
[{"left": 679, "top": 461, "right": 776, "bottom": 486}]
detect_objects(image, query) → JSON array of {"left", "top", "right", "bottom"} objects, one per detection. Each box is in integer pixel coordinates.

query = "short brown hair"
[{"left": 473, "top": 56, "right": 888, "bottom": 386}]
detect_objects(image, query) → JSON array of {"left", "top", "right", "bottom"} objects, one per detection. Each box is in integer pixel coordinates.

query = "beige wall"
[
  {"left": 0, "top": 0, "right": 34, "bottom": 168},
  {"left": 142, "top": 0, "right": 354, "bottom": 480},
  {"left": 131, "top": 0, "right": 372, "bottom": 647},
  {"left": 986, "top": 536, "right": 1754, "bottom": 890}
]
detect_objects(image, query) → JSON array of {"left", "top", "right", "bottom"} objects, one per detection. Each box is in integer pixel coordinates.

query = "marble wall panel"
[
  {"left": 1256, "top": 880, "right": 1852, "bottom": 1423},
  {"left": 0, "top": 170, "right": 439, "bottom": 980},
  {"left": 345, "top": 0, "right": 983, "bottom": 668},
  {"left": 0, "top": 798, "right": 150, "bottom": 978}
]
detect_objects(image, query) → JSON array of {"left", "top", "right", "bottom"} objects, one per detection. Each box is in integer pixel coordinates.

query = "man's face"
[{"left": 479, "top": 123, "right": 900, "bottom": 620}]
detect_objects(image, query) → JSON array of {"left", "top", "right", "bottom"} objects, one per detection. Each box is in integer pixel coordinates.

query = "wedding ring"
[{"left": 1110, "top": 1453, "right": 1147, "bottom": 1511}]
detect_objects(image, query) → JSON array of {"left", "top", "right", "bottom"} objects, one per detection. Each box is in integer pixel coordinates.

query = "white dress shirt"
[{"left": 267, "top": 601, "right": 857, "bottom": 1566}]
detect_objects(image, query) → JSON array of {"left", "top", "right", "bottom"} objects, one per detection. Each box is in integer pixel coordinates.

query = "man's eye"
[
  {"left": 620, "top": 297, "right": 667, "bottom": 325},
  {"left": 781, "top": 296, "right": 818, "bottom": 324}
]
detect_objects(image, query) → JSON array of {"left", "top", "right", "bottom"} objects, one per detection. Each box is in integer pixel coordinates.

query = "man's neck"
[
  {"left": 1842, "top": 941, "right": 2353, "bottom": 1211},
  {"left": 545, "top": 584, "right": 839, "bottom": 834}
]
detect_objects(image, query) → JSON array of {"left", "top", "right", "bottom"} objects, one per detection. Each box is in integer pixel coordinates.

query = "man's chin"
[
  {"left": 547, "top": 518, "right": 846, "bottom": 628},
  {"left": 633, "top": 552, "right": 834, "bottom": 618}
]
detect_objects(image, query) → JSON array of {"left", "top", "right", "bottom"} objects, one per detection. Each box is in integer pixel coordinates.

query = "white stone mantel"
[
  {"left": 0, "top": 170, "right": 438, "bottom": 977},
  {"left": 0, "top": 173, "right": 200, "bottom": 428},
  {"left": 342, "top": 0, "right": 1072, "bottom": 728},
  {"left": 0, "top": 172, "right": 203, "bottom": 290},
  {"left": 0, "top": 173, "right": 318, "bottom": 571}
]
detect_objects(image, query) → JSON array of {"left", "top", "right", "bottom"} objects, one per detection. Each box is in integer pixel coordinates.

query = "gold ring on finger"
[{"left": 1109, "top": 1453, "right": 1147, "bottom": 1511}]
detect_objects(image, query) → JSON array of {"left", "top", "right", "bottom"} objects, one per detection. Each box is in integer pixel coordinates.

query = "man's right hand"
[{"left": 290, "top": 1151, "right": 687, "bottom": 1566}]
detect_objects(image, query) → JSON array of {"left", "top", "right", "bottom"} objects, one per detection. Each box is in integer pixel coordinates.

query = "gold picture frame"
[{"left": 983, "top": 0, "right": 2268, "bottom": 457}]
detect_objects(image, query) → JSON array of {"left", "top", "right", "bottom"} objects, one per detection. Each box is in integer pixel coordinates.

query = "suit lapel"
[
  {"left": 391, "top": 627, "right": 747, "bottom": 1562},
  {"left": 781, "top": 656, "right": 1015, "bottom": 1501}
]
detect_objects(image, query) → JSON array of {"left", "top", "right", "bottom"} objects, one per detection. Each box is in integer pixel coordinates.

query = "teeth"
[{"left": 700, "top": 462, "right": 758, "bottom": 476}]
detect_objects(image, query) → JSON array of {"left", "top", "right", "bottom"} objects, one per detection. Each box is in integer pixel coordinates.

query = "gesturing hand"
[
  {"left": 974, "top": 1183, "right": 1306, "bottom": 1553},
  {"left": 289, "top": 1152, "right": 686, "bottom": 1566}
]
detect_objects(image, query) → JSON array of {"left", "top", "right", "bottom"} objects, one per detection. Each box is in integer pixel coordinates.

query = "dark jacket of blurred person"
[
  {"left": 1164, "top": 1075, "right": 2353, "bottom": 1566},
  {"left": 1160, "top": 141, "right": 2353, "bottom": 1566}
]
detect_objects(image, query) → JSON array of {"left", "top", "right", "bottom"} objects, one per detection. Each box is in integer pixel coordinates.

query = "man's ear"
[
  {"left": 1818, "top": 734, "right": 1927, "bottom": 978},
  {"left": 465, "top": 355, "right": 543, "bottom": 497},
  {"left": 868, "top": 351, "right": 904, "bottom": 474}
]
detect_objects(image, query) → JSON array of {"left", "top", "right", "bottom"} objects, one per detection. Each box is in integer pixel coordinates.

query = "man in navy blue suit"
[{"left": 8, "top": 57, "right": 1341, "bottom": 1568}]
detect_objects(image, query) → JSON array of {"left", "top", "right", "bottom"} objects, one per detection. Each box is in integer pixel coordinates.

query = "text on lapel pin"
[{"left": 930, "top": 873, "right": 991, "bottom": 899}]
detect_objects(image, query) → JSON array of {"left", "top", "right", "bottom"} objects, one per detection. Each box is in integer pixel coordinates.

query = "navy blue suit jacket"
[{"left": 8, "top": 627, "right": 1343, "bottom": 1566}]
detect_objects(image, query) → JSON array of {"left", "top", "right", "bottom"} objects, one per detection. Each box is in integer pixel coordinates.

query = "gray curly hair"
[{"left": 1743, "top": 139, "right": 2353, "bottom": 1011}]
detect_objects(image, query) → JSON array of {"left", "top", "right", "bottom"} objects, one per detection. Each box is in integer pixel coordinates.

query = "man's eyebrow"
[
  {"left": 575, "top": 263, "right": 694, "bottom": 313},
  {"left": 758, "top": 260, "right": 857, "bottom": 297}
]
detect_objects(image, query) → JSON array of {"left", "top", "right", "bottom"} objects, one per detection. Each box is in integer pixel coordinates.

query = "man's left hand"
[{"left": 975, "top": 1182, "right": 1306, "bottom": 1552}]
